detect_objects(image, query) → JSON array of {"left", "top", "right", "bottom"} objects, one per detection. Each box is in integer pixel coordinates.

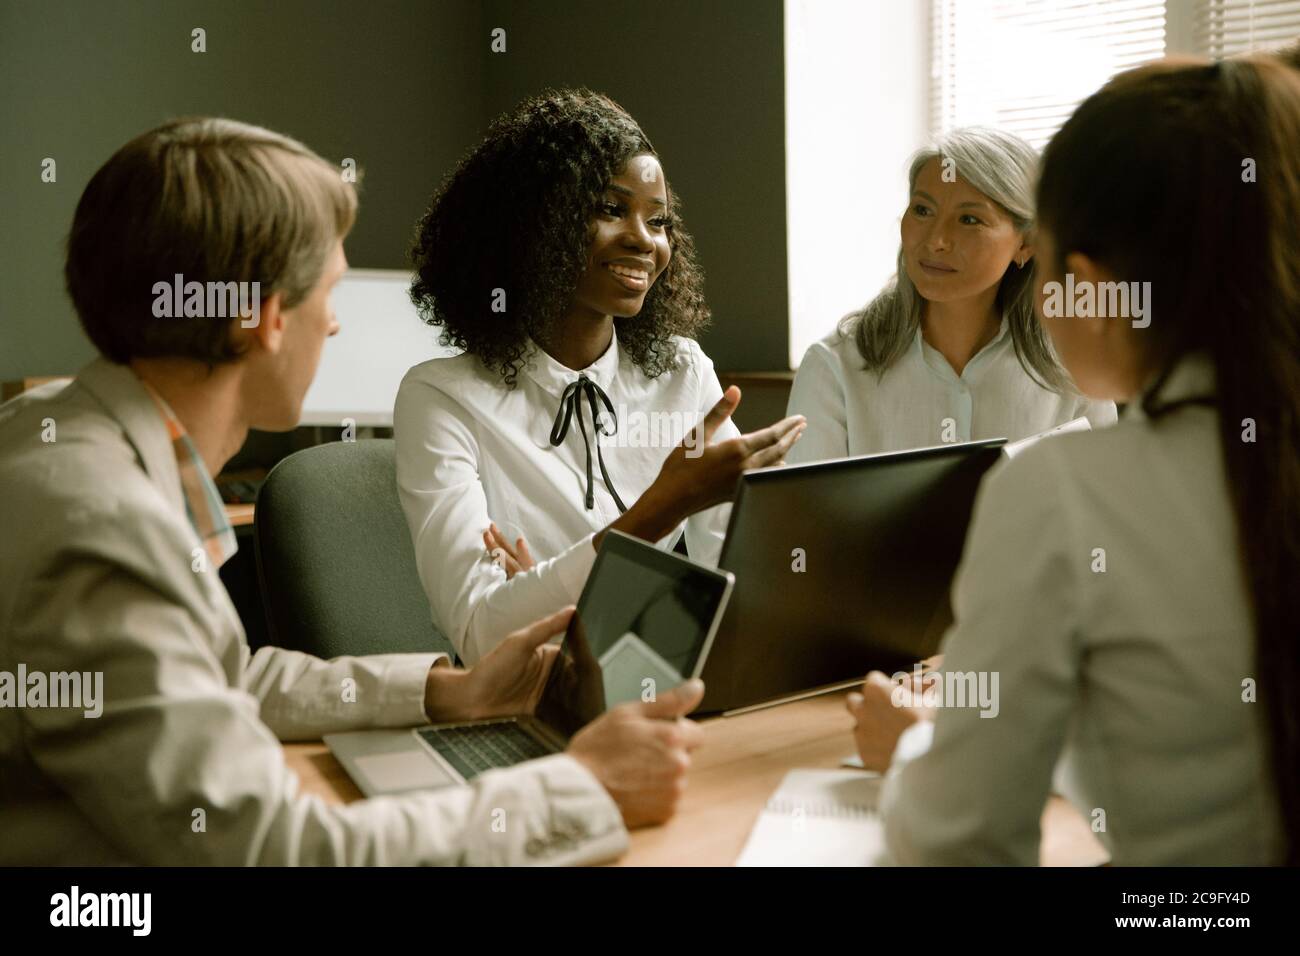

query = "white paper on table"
[{"left": 735, "top": 769, "right": 889, "bottom": 867}]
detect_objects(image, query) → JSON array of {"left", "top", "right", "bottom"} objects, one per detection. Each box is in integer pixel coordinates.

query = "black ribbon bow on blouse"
[{"left": 549, "top": 374, "right": 628, "bottom": 513}]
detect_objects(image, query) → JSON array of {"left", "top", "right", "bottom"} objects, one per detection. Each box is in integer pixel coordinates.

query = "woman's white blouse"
[
  {"left": 786, "top": 319, "right": 1117, "bottom": 462},
  {"left": 879, "top": 354, "right": 1286, "bottom": 865},
  {"left": 394, "top": 334, "right": 738, "bottom": 664}
]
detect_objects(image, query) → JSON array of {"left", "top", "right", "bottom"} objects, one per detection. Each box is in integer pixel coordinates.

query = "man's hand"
[
  {"left": 846, "top": 671, "right": 931, "bottom": 773},
  {"left": 424, "top": 606, "right": 572, "bottom": 723},
  {"left": 567, "top": 678, "right": 707, "bottom": 828}
]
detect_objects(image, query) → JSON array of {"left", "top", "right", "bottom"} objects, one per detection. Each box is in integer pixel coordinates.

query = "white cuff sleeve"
[
  {"left": 460, "top": 535, "right": 598, "bottom": 665},
  {"left": 456, "top": 753, "right": 629, "bottom": 866}
]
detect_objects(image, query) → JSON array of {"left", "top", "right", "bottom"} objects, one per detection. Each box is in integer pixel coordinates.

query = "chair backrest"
[{"left": 254, "top": 439, "right": 452, "bottom": 659}]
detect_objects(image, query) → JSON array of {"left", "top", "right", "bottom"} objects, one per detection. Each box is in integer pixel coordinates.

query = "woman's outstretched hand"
[
  {"left": 651, "top": 386, "right": 806, "bottom": 515},
  {"left": 596, "top": 386, "right": 805, "bottom": 550}
]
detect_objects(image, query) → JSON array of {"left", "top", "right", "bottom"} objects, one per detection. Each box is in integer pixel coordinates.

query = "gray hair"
[{"left": 838, "top": 126, "right": 1070, "bottom": 392}]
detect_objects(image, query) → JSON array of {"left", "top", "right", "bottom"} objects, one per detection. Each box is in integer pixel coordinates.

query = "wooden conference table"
[{"left": 283, "top": 688, "right": 1109, "bottom": 866}]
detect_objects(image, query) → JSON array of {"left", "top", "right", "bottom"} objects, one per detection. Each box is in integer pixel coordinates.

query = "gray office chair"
[{"left": 254, "top": 439, "right": 454, "bottom": 659}]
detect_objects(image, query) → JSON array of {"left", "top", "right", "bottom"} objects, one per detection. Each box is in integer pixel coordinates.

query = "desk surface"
[{"left": 283, "top": 689, "right": 1108, "bottom": 866}]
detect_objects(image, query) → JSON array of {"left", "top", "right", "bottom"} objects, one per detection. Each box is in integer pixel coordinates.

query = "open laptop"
[
  {"left": 326, "top": 530, "right": 734, "bottom": 796},
  {"left": 698, "top": 438, "right": 1005, "bottom": 714}
]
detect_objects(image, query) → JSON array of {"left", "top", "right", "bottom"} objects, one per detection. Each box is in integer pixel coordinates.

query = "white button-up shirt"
[
  {"left": 879, "top": 353, "right": 1286, "bottom": 865},
  {"left": 395, "top": 335, "right": 738, "bottom": 664},
  {"left": 786, "top": 319, "right": 1117, "bottom": 462}
]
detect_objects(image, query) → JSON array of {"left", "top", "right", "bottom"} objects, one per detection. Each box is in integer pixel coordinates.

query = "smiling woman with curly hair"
[
  {"left": 395, "top": 89, "right": 804, "bottom": 664},
  {"left": 409, "top": 88, "right": 709, "bottom": 387}
]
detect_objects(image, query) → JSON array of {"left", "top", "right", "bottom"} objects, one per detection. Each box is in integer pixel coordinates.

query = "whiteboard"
[{"left": 299, "top": 268, "right": 458, "bottom": 427}]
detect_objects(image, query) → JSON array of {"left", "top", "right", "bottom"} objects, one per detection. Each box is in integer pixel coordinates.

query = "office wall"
[
  {"left": 0, "top": 0, "right": 788, "bottom": 381},
  {"left": 480, "top": 0, "right": 789, "bottom": 372},
  {"left": 0, "top": 0, "right": 485, "bottom": 381}
]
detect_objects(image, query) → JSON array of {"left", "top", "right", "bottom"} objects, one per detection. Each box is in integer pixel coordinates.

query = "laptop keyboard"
[{"left": 416, "top": 721, "right": 555, "bottom": 781}]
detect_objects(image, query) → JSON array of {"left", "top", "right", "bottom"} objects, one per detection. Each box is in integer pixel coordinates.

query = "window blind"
[
  {"left": 930, "top": 0, "right": 1300, "bottom": 149},
  {"left": 1194, "top": 0, "right": 1300, "bottom": 59},
  {"left": 930, "top": 0, "right": 1168, "bottom": 148}
]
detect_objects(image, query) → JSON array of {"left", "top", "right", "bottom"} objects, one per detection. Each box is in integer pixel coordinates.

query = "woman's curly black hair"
[{"left": 409, "top": 88, "right": 710, "bottom": 387}]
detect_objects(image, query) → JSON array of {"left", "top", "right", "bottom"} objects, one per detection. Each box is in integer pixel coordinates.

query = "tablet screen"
[{"left": 534, "top": 534, "right": 732, "bottom": 738}]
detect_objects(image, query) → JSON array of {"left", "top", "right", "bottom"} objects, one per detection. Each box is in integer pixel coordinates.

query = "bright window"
[
  {"left": 784, "top": 0, "right": 1299, "bottom": 370},
  {"left": 930, "top": 0, "right": 1300, "bottom": 148}
]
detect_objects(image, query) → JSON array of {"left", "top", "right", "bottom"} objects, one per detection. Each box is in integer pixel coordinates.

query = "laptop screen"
[{"left": 534, "top": 531, "right": 733, "bottom": 738}]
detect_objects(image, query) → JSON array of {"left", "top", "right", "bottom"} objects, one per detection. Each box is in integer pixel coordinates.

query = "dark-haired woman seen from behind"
[
  {"left": 847, "top": 55, "right": 1297, "bottom": 864},
  {"left": 396, "top": 89, "right": 804, "bottom": 664}
]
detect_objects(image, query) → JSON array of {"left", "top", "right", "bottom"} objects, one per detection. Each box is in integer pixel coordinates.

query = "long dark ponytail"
[{"left": 1037, "top": 56, "right": 1300, "bottom": 863}]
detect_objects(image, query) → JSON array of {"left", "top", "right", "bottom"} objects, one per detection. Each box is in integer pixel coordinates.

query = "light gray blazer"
[{"left": 0, "top": 358, "right": 625, "bottom": 865}]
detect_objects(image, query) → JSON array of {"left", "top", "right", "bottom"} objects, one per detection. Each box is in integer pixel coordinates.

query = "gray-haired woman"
[{"left": 787, "top": 127, "right": 1115, "bottom": 462}]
